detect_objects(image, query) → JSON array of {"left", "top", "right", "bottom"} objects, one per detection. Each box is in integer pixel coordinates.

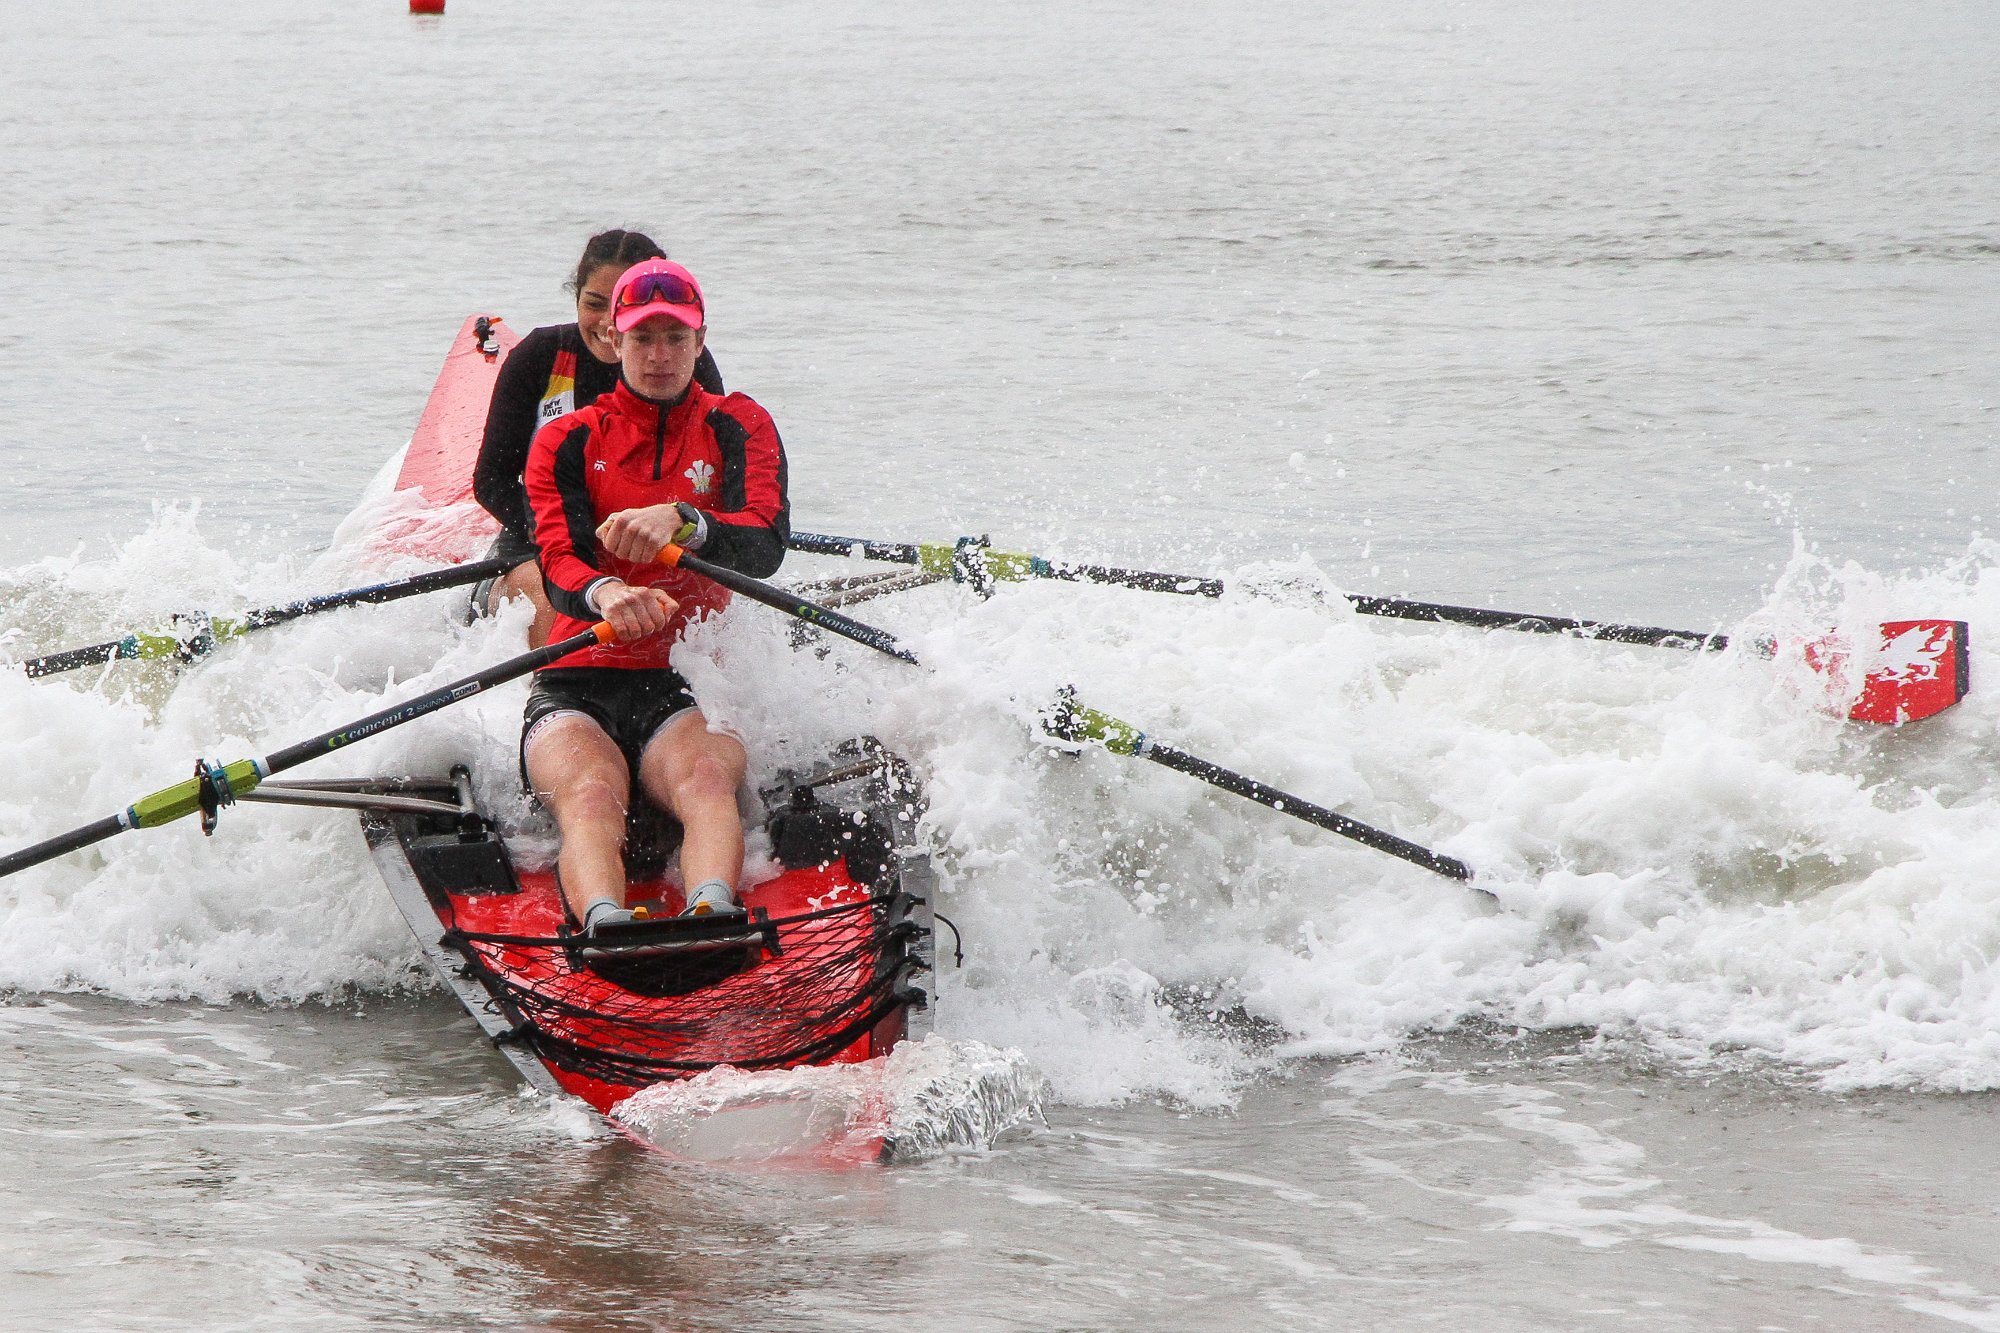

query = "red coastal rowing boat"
[
  {"left": 343, "top": 315, "right": 936, "bottom": 1154},
  {"left": 357, "top": 754, "right": 934, "bottom": 1120}
]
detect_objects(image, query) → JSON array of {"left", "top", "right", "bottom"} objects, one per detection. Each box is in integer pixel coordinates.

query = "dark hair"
[{"left": 567, "top": 229, "right": 667, "bottom": 295}]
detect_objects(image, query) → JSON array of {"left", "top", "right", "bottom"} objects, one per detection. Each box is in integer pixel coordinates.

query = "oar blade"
[
  {"left": 1847, "top": 619, "right": 1970, "bottom": 725},
  {"left": 1799, "top": 619, "right": 1970, "bottom": 725}
]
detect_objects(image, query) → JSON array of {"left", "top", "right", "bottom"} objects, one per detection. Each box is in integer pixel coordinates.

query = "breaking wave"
[{"left": 5, "top": 481, "right": 2000, "bottom": 1106}]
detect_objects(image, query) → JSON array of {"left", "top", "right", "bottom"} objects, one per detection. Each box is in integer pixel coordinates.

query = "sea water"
[{"left": 2, "top": 1, "right": 1998, "bottom": 1329}]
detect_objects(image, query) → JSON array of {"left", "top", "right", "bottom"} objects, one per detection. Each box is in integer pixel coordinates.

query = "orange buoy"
[{"left": 410, "top": 0, "right": 444, "bottom": 12}]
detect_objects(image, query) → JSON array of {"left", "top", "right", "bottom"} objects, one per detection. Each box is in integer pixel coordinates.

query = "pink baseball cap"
[{"left": 611, "top": 259, "right": 705, "bottom": 332}]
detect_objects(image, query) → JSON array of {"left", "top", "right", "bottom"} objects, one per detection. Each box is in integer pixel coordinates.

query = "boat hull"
[{"left": 360, "top": 767, "right": 934, "bottom": 1122}]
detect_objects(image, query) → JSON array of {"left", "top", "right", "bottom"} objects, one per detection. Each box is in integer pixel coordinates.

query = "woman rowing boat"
[
  {"left": 472, "top": 229, "right": 726, "bottom": 646},
  {"left": 522, "top": 259, "right": 788, "bottom": 937}
]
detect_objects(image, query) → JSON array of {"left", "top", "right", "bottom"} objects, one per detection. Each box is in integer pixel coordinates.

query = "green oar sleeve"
[
  {"left": 1046, "top": 697, "right": 1151, "bottom": 757},
  {"left": 124, "top": 759, "right": 265, "bottom": 829},
  {"left": 914, "top": 542, "right": 1047, "bottom": 583}
]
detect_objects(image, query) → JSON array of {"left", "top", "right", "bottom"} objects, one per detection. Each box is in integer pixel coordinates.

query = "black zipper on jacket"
[{"left": 619, "top": 374, "right": 686, "bottom": 480}]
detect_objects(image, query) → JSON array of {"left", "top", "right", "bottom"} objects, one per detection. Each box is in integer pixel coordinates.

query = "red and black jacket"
[
  {"left": 475, "top": 322, "right": 724, "bottom": 547},
  {"left": 524, "top": 378, "right": 788, "bottom": 670}
]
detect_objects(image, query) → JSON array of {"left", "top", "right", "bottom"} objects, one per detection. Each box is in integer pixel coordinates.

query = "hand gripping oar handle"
[
  {"left": 661, "top": 544, "right": 1475, "bottom": 885},
  {"left": 0, "top": 621, "right": 614, "bottom": 880},
  {"left": 15, "top": 558, "right": 516, "bottom": 680}
]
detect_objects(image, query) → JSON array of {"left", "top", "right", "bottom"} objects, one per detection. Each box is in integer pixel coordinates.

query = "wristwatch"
[{"left": 670, "top": 502, "right": 708, "bottom": 550}]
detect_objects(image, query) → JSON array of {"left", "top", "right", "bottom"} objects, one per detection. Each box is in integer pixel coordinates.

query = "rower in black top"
[{"left": 471, "top": 228, "right": 724, "bottom": 647}]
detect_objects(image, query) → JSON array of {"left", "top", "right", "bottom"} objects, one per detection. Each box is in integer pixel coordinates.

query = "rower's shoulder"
[
  {"left": 511, "top": 323, "right": 576, "bottom": 360},
  {"left": 530, "top": 398, "right": 612, "bottom": 453},
  {"left": 705, "top": 389, "right": 776, "bottom": 434}
]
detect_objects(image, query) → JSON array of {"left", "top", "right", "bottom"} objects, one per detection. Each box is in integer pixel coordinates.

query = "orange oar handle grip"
[
  {"left": 591, "top": 621, "right": 617, "bottom": 644},
  {"left": 656, "top": 543, "right": 686, "bottom": 567}
]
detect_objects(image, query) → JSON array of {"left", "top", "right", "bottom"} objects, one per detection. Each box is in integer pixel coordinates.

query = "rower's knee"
[
  {"left": 662, "top": 751, "right": 739, "bottom": 818},
  {"left": 503, "top": 563, "right": 542, "bottom": 599},
  {"left": 554, "top": 776, "right": 628, "bottom": 834}
]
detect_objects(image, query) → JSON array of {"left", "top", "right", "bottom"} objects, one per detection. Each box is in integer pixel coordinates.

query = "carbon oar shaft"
[
  {"left": 18, "top": 641, "right": 129, "bottom": 678},
  {"left": 1341, "top": 595, "right": 1725, "bottom": 651},
  {"left": 788, "top": 530, "right": 1223, "bottom": 597},
  {"left": 788, "top": 529, "right": 1724, "bottom": 650},
  {"left": 789, "top": 529, "right": 1974, "bottom": 725},
  {"left": 1044, "top": 693, "right": 1474, "bottom": 882},
  {"left": 664, "top": 544, "right": 1474, "bottom": 884},
  {"left": 0, "top": 817, "right": 129, "bottom": 879},
  {"left": 787, "top": 531, "right": 923, "bottom": 564},
  {"left": 260, "top": 621, "right": 608, "bottom": 773},
  {"left": 1155, "top": 745, "right": 1468, "bottom": 878},
  {"left": 664, "top": 547, "right": 917, "bottom": 663},
  {"left": 15, "top": 558, "right": 514, "bottom": 680},
  {"left": 237, "top": 557, "right": 514, "bottom": 632},
  {"left": 0, "top": 621, "right": 612, "bottom": 881}
]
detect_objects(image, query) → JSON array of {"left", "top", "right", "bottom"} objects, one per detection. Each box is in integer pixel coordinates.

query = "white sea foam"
[
  {"left": 4, "top": 505, "right": 1999, "bottom": 1107},
  {"left": 613, "top": 1035, "right": 1043, "bottom": 1162}
]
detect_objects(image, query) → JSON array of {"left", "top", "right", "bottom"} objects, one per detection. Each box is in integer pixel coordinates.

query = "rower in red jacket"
[
  {"left": 521, "top": 259, "right": 788, "bottom": 936},
  {"left": 472, "top": 228, "right": 726, "bottom": 647}
]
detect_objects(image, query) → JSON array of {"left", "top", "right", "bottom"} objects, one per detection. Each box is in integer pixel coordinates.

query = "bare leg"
[
  {"left": 523, "top": 714, "right": 631, "bottom": 925},
  {"left": 636, "top": 709, "right": 747, "bottom": 901},
  {"left": 485, "top": 561, "right": 558, "bottom": 649}
]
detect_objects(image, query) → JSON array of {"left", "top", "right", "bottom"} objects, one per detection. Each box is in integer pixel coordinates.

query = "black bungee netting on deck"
[{"left": 442, "top": 894, "right": 921, "bottom": 1089}]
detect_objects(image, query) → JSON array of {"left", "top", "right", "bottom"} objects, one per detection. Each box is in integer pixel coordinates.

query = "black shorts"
[
  {"left": 519, "top": 667, "right": 700, "bottom": 787},
  {"left": 520, "top": 668, "right": 699, "bottom": 878}
]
